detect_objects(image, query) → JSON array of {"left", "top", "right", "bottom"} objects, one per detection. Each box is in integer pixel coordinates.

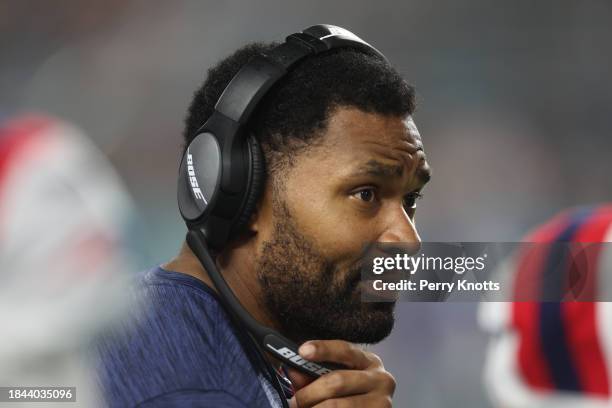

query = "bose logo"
[
  {"left": 266, "top": 344, "right": 331, "bottom": 376},
  {"left": 187, "top": 151, "right": 207, "bottom": 203}
]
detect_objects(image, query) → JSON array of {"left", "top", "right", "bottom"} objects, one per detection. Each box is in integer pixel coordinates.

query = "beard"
[{"left": 255, "top": 197, "right": 396, "bottom": 345}]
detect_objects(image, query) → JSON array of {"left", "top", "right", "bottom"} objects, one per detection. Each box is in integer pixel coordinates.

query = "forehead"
[{"left": 316, "top": 107, "right": 426, "bottom": 174}]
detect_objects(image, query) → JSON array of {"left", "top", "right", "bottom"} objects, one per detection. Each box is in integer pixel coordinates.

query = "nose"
[{"left": 377, "top": 206, "right": 422, "bottom": 256}]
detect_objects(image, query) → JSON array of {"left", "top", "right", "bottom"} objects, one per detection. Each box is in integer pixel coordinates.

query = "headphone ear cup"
[{"left": 231, "top": 133, "right": 266, "bottom": 236}]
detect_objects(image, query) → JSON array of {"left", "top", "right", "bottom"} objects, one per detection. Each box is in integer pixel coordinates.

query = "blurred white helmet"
[{"left": 0, "top": 114, "right": 137, "bottom": 407}]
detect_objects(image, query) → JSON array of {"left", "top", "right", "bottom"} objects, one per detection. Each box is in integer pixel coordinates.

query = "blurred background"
[{"left": 2, "top": 1, "right": 611, "bottom": 406}]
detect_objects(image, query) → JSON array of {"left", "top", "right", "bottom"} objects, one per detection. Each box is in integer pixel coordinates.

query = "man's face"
[{"left": 255, "top": 107, "right": 431, "bottom": 344}]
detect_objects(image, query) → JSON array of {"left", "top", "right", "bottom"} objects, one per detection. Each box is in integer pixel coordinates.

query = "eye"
[
  {"left": 403, "top": 191, "right": 423, "bottom": 210},
  {"left": 351, "top": 187, "right": 378, "bottom": 204}
]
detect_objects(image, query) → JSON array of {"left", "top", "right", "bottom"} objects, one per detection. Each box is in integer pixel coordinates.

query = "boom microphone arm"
[{"left": 186, "top": 229, "right": 343, "bottom": 378}]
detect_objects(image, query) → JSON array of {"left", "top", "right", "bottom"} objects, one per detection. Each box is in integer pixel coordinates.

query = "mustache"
[{"left": 343, "top": 243, "right": 381, "bottom": 286}]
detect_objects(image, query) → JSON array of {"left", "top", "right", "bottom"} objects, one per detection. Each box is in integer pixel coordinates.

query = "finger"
[
  {"left": 286, "top": 366, "right": 316, "bottom": 390},
  {"left": 293, "top": 370, "right": 376, "bottom": 407},
  {"left": 312, "top": 393, "right": 393, "bottom": 408},
  {"left": 299, "top": 340, "right": 373, "bottom": 370}
]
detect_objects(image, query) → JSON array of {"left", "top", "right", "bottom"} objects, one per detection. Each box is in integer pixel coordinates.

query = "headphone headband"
[{"left": 209, "top": 24, "right": 385, "bottom": 126}]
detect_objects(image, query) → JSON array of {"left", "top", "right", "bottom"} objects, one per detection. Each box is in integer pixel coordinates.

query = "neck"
[{"left": 163, "top": 241, "right": 283, "bottom": 370}]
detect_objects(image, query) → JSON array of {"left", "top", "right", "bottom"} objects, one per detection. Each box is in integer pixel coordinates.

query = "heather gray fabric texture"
[{"left": 94, "top": 266, "right": 283, "bottom": 407}]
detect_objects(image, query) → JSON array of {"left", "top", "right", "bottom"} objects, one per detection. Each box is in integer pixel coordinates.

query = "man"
[
  {"left": 96, "top": 28, "right": 431, "bottom": 407},
  {"left": 480, "top": 206, "right": 612, "bottom": 408}
]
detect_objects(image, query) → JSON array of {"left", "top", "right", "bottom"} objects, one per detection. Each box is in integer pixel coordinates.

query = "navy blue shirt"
[{"left": 95, "top": 267, "right": 286, "bottom": 407}]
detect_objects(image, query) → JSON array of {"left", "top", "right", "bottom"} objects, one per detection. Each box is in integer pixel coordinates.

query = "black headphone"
[{"left": 177, "top": 24, "right": 387, "bottom": 404}]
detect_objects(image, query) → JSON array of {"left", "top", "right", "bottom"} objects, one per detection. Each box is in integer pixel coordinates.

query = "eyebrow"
[{"left": 350, "top": 158, "right": 431, "bottom": 185}]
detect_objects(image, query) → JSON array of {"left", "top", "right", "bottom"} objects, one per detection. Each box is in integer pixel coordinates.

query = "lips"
[
  {"left": 345, "top": 251, "right": 410, "bottom": 301},
  {"left": 359, "top": 280, "right": 401, "bottom": 302}
]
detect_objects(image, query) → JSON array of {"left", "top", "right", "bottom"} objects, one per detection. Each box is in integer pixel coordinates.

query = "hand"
[{"left": 286, "top": 340, "right": 396, "bottom": 408}]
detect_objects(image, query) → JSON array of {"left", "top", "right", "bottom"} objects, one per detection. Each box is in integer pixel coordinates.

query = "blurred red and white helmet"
[
  {"left": 480, "top": 206, "right": 612, "bottom": 408},
  {"left": 0, "top": 114, "right": 137, "bottom": 405}
]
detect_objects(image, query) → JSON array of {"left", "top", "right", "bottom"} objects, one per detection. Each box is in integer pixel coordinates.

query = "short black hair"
[{"left": 184, "top": 41, "right": 415, "bottom": 176}]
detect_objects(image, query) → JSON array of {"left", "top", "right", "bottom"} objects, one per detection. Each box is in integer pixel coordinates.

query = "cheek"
[{"left": 288, "top": 184, "right": 373, "bottom": 261}]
